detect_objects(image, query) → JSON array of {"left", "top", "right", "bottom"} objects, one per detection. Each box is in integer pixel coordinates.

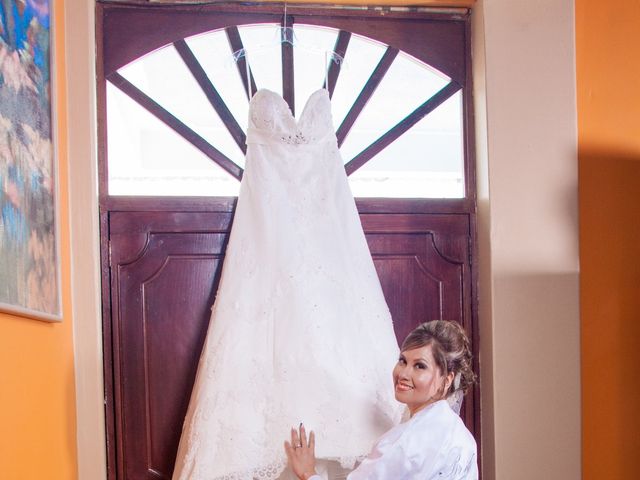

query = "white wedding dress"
[{"left": 172, "top": 89, "right": 402, "bottom": 480}]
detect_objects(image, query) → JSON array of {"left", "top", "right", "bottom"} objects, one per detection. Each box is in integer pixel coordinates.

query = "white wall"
[
  {"left": 474, "top": 0, "right": 580, "bottom": 478},
  {"left": 66, "top": 1, "right": 581, "bottom": 478}
]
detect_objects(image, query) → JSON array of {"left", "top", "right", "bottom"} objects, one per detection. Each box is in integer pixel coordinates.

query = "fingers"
[
  {"left": 299, "top": 423, "right": 308, "bottom": 448},
  {"left": 285, "top": 424, "right": 318, "bottom": 480},
  {"left": 284, "top": 440, "right": 293, "bottom": 460},
  {"left": 286, "top": 424, "right": 315, "bottom": 452},
  {"left": 291, "top": 426, "right": 300, "bottom": 447},
  {"left": 309, "top": 430, "right": 315, "bottom": 454}
]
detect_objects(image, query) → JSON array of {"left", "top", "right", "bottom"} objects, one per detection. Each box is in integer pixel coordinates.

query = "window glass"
[
  {"left": 186, "top": 29, "right": 251, "bottom": 131},
  {"left": 339, "top": 50, "right": 450, "bottom": 164},
  {"left": 107, "top": 82, "right": 240, "bottom": 196},
  {"left": 118, "top": 43, "right": 245, "bottom": 168},
  {"left": 348, "top": 92, "right": 464, "bottom": 198},
  {"left": 329, "top": 33, "right": 386, "bottom": 129},
  {"left": 237, "top": 24, "right": 283, "bottom": 95},
  {"left": 292, "top": 24, "right": 338, "bottom": 116}
]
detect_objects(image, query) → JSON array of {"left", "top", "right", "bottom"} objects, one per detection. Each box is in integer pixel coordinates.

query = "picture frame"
[{"left": 0, "top": 0, "right": 62, "bottom": 322}]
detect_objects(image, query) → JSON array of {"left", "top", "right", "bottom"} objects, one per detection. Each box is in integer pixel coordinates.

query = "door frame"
[{"left": 96, "top": 2, "right": 480, "bottom": 478}]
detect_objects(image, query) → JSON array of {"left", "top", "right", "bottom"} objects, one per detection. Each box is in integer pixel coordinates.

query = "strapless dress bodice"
[{"left": 246, "top": 88, "right": 335, "bottom": 146}]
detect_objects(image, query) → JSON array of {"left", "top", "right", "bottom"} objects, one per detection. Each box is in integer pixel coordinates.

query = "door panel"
[
  {"left": 371, "top": 237, "right": 465, "bottom": 341},
  {"left": 107, "top": 210, "right": 472, "bottom": 479},
  {"left": 110, "top": 214, "right": 231, "bottom": 479}
]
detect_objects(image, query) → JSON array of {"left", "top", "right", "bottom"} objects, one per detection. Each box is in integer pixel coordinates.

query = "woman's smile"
[
  {"left": 394, "top": 381, "right": 413, "bottom": 392},
  {"left": 392, "top": 344, "right": 453, "bottom": 416}
]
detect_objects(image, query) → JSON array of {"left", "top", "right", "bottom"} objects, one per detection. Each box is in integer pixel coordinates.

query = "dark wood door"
[{"left": 105, "top": 208, "right": 473, "bottom": 479}]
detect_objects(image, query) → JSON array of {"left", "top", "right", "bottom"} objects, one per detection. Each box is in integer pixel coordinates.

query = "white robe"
[{"left": 309, "top": 400, "right": 478, "bottom": 480}]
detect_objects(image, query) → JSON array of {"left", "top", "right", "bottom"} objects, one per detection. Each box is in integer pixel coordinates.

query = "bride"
[{"left": 285, "top": 320, "right": 478, "bottom": 480}]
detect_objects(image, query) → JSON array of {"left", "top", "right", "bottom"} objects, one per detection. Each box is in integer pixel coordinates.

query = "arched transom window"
[{"left": 106, "top": 23, "right": 465, "bottom": 198}]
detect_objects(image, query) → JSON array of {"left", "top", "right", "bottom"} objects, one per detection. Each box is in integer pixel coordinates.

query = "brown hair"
[{"left": 401, "top": 320, "right": 476, "bottom": 397}]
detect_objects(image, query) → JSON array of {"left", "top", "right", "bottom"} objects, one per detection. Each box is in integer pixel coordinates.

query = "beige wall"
[
  {"left": 66, "top": 1, "right": 581, "bottom": 478},
  {"left": 65, "top": 1, "right": 104, "bottom": 479},
  {"left": 474, "top": 0, "right": 580, "bottom": 478}
]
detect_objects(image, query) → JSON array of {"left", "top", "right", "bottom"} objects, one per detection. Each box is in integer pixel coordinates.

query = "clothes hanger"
[{"left": 231, "top": 1, "right": 346, "bottom": 99}]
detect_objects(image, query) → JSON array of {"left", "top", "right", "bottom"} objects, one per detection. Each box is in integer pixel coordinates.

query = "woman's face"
[{"left": 392, "top": 343, "right": 453, "bottom": 416}]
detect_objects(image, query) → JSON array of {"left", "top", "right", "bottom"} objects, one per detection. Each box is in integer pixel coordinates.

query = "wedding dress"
[{"left": 172, "top": 89, "right": 402, "bottom": 480}]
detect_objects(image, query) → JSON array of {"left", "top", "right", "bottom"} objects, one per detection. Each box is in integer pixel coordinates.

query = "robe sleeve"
[
  {"left": 345, "top": 439, "right": 421, "bottom": 480},
  {"left": 304, "top": 427, "right": 423, "bottom": 480},
  {"left": 343, "top": 420, "right": 437, "bottom": 480}
]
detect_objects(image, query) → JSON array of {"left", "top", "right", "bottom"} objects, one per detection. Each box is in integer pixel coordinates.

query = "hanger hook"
[
  {"left": 282, "top": 1, "right": 288, "bottom": 31},
  {"left": 281, "top": 1, "right": 294, "bottom": 46}
]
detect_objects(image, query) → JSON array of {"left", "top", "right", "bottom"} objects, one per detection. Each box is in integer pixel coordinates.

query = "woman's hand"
[{"left": 284, "top": 423, "right": 317, "bottom": 480}]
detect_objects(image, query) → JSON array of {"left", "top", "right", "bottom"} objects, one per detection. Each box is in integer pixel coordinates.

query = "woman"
[{"left": 284, "top": 320, "right": 478, "bottom": 480}]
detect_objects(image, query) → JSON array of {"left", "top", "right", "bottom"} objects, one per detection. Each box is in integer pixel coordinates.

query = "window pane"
[
  {"left": 186, "top": 29, "right": 251, "bottom": 131},
  {"left": 107, "top": 82, "right": 240, "bottom": 197},
  {"left": 292, "top": 24, "right": 338, "bottom": 116},
  {"left": 348, "top": 91, "right": 464, "bottom": 198},
  {"left": 118, "top": 43, "right": 245, "bottom": 168},
  {"left": 330, "top": 33, "right": 386, "bottom": 129},
  {"left": 339, "top": 51, "right": 450, "bottom": 165},
  {"left": 237, "top": 24, "right": 283, "bottom": 95}
]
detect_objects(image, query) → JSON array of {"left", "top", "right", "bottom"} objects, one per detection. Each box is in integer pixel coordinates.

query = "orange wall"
[
  {"left": 0, "top": 1, "right": 78, "bottom": 478},
  {"left": 576, "top": 1, "right": 640, "bottom": 478}
]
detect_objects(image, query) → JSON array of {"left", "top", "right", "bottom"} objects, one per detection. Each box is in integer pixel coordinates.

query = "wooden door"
[{"left": 105, "top": 207, "right": 473, "bottom": 479}]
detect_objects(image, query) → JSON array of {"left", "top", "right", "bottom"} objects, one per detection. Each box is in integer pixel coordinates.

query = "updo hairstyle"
[{"left": 401, "top": 320, "right": 476, "bottom": 397}]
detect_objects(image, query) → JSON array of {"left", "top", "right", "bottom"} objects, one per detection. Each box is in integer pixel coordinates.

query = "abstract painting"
[{"left": 0, "top": 0, "right": 61, "bottom": 321}]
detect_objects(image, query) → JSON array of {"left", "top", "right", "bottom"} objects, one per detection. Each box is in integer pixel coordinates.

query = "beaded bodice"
[{"left": 246, "top": 89, "right": 334, "bottom": 147}]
